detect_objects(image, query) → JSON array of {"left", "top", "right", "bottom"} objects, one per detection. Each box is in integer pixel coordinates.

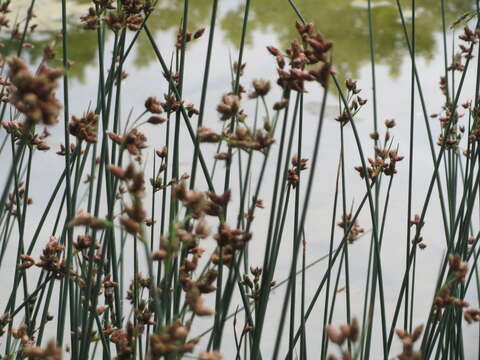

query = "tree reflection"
[{"left": 1, "top": 0, "right": 471, "bottom": 81}]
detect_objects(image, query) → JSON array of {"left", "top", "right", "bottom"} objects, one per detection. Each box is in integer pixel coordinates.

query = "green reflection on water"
[{"left": 1, "top": 0, "right": 471, "bottom": 82}]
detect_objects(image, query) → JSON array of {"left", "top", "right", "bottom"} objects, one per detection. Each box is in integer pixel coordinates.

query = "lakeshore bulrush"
[{"left": 0, "top": 0, "right": 480, "bottom": 359}]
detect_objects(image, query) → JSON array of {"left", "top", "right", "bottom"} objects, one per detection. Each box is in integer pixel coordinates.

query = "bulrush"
[
  {"left": 175, "top": 26, "right": 205, "bottom": 48},
  {"left": 109, "top": 163, "right": 146, "bottom": 235},
  {"left": 56, "top": 143, "right": 78, "bottom": 156},
  {"left": 335, "top": 79, "right": 367, "bottom": 126},
  {"left": 80, "top": 7, "right": 99, "bottom": 30},
  {"left": 36, "top": 238, "right": 66, "bottom": 279},
  {"left": 199, "top": 351, "right": 223, "bottom": 360},
  {"left": 93, "top": 0, "right": 116, "bottom": 10},
  {"left": 243, "top": 266, "right": 270, "bottom": 303},
  {"left": 123, "top": 128, "right": 147, "bottom": 155},
  {"left": 197, "top": 127, "right": 221, "bottom": 143},
  {"left": 147, "top": 115, "right": 167, "bottom": 125},
  {"left": 22, "top": 340, "right": 62, "bottom": 360},
  {"left": 110, "top": 322, "right": 136, "bottom": 360},
  {"left": 18, "top": 254, "right": 35, "bottom": 270},
  {"left": 69, "top": 111, "right": 98, "bottom": 143},
  {"left": 207, "top": 189, "right": 231, "bottom": 208},
  {"left": 173, "top": 182, "right": 208, "bottom": 219},
  {"left": 337, "top": 213, "right": 364, "bottom": 243},
  {"left": 250, "top": 79, "right": 271, "bottom": 98},
  {"left": 434, "top": 284, "right": 455, "bottom": 308},
  {"left": 73, "top": 233, "right": 95, "bottom": 251},
  {"left": 395, "top": 325, "right": 423, "bottom": 360},
  {"left": 152, "top": 235, "right": 179, "bottom": 261},
  {"left": 216, "top": 93, "right": 240, "bottom": 121},
  {"left": 325, "top": 319, "right": 359, "bottom": 359},
  {"left": 273, "top": 98, "right": 289, "bottom": 110},
  {"left": 108, "top": 165, "right": 126, "bottom": 180},
  {"left": 92, "top": 0, "right": 152, "bottom": 33},
  {"left": 224, "top": 127, "right": 274, "bottom": 153},
  {"left": 287, "top": 155, "right": 308, "bottom": 188},
  {"left": 144, "top": 96, "right": 163, "bottom": 114},
  {"left": 211, "top": 223, "right": 252, "bottom": 266},
  {"left": 69, "top": 209, "right": 107, "bottom": 229},
  {"left": 0, "top": 314, "right": 10, "bottom": 337},
  {"left": 185, "top": 287, "right": 214, "bottom": 316},
  {"left": 149, "top": 321, "right": 199, "bottom": 358},
  {"left": 267, "top": 21, "right": 333, "bottom": 92},
  {"left": 195, "top": 218, "right": 211, "bottom": 239},
  {"left": 214, "top": 223, "right": 251, "bottom": 248},
  {"left": 464, "top": 308, "right": 480, "bottom": 323},
  {"left": 108, "top": 128, "right": 147, "bottom": 155},
  {"left": 156, "top": 145, "right": 168, "bottom": 158},
  {"left": 7, "top": 57, "right": 62, "bottom": 126},
  {"left": 448, "top": 254, "right": 468, "bottom": 283},
  {"left": 355, "top": 120, "right": 403, "bottom": 179},
  {"left": 1, "top": 119, "right": 23, "bottom": 137}
]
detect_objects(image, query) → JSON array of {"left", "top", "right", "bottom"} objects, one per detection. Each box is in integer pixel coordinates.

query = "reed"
[{"left": 0, "top": 0, "right": 478, "bottom": 359}]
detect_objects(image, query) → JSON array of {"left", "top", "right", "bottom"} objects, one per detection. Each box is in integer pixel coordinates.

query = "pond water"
[{"left": 1, "top": 0, "right": 478, "bottom": 358}]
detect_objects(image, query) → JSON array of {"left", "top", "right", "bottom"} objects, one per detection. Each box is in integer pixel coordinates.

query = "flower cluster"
[
  {"left": 22, "top": 340, "right": 62, "bottom": 360},
  {"left": 175, "top": 27, "right": 206, "bottom": 48},
  {"left": 149, "top": 320, "right": 198, "bottom": 359},
  {"left": 432, "top": 103, "right": 463, "bottom": 149},
  {"left": 395, "top": 325, "right": 423, "bottom": 360},
  {"left": 175, "top": 221, "right": 217, "bottom": 316},
  {"left": 212, "top": 223, "right": 252, "bottom": 266},
  {"left": 242, "top": 266, "right": 268, "bottom": 303},
  {"left": 109, "top": 322, "right": 136, "bottom": 360},
  {"left": 287, "top": 155, "right": 308, "bottom": 188},
  {"left": 0, "top": 0, "right": 10, "bottom": 34},
  {"left": 448, "top": 254, "right": 468, "bottom": 284},
  {"left": 325, "top": 318, "right": 359, "bottom": 360},
  {"left": 36, "top": 237, "right": 66, "bottom": 279},
  {"left": 109, "top": 128, "right": 147, "bottom": 156},
  {"left": 109, "top": 163, "right": 146, "bottom": 235},
  {"left": 144, "top": 96, "right": 168, "bottom": 124},
  {"left": 224, "top": 126, "right": 274, "bottom": 153},
  {"left": 267, "top": 21, "right": 333, "bottom": 92},
  {"left": 433, "top": 255, "right": 469, "bottom": 310},
  {"left": 81, "top": 0, "right": 154, "bottom": 32},
  {"left": 337, "top": 213, "right": 364, "bottom": 244},
  {"left": 216, "top": 93, "right": 241, "bottom": 121},
  {"left": 7, "top": 57, "right": 62, "bottom": 127},
  {"left": 69, "top": 209, "right": 108, "bottom": 229},
  {"left": 69, "top": 111, "right": 98, "bottom": 143},
  {"left": 4, "top": 179, "right": 33, "bottom": 217},
  {"left": 2, "top": 121, "right": 52, "bottom": 152},
  {"left": 449, "top": 26, "right": 478, "bottom": 70},
  {"left": 335, "top": 79, "right": 367, "bottom": 126},
  {"left": 355, "top": 120, "right": 404, "bottom": 180},
  {"left": 464, "top": 308, "right": 480, "bottom": 324},
  {"left": 173, "top": 182, "right": 231, "bottom": 219},
  {"left": 249, "top": 79, "right": 271, "bottom": 99}
]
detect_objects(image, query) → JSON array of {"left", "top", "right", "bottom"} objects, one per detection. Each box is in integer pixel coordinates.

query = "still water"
[{"left": 1, "top": 0, "right": 478, "bottom": 358}]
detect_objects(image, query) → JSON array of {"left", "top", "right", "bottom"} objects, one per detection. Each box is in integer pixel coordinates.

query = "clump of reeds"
[{"left": 0, "top": 0, "right": 479, "bottom": 359}]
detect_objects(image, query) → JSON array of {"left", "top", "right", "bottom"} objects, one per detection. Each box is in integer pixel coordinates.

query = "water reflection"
[{"left": 2, "top": 0, "right": 471, "bottom": 82}]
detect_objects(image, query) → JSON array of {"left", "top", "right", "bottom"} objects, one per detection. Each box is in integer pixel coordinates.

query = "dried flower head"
[
  {"left": 8, "top": 57, "right": 62, "bottom": 126},
  {"left": 217, "top": 93, "right": 240, "bottom": 121},
  {"left": 149, "top": 321, "right": 199, "bottom": 357},
  {"left": 22, "top": 340, "right": 62, "bottom": 360},
  {"left": 395, "top": 325, "right": 423, "bottom": 360},
  {"left": 250, "top": 79, "right": 271, "bottom": 98},
  {"left": 145, "top": 96, "right": 163, "bottom": 114},
  {"left": 127, "top": 128, "right": 148, "bottom": 154},
  {"left": 69, "top": 111, "right": 98, "bottom": 143}
]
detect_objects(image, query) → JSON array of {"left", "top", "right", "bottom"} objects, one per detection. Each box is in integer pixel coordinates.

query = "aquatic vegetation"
[{"left": 0, "top": 0, "right": 478, "bottom": 359}]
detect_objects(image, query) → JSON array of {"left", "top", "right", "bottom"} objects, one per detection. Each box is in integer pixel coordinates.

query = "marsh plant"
[{"left": 0, "top": 0, "right": 479, "bottom": 359}]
